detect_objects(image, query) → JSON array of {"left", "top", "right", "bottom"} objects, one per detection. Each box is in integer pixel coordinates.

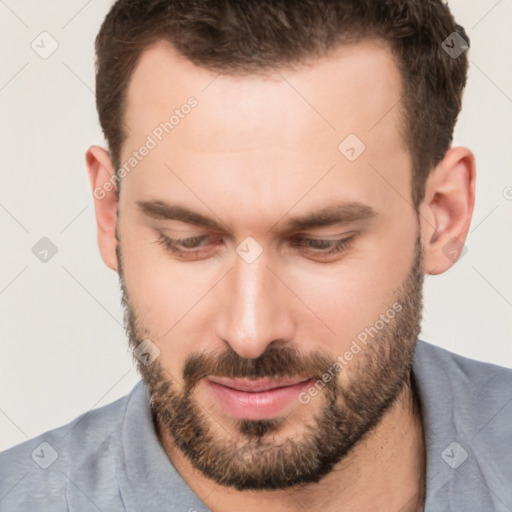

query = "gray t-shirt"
[{"left": 1, "top": 339, "right": 511, "bottom": 511}]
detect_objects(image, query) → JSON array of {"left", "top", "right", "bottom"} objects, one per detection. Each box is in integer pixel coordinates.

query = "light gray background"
[{"left": 1, "top": 0, "right": 511, "bottom": 452}]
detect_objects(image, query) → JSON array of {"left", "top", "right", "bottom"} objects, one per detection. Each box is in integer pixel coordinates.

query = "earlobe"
[
  {"left": 419, "top": 146, "right": 476, "bottom": 276},
  {"left": 85, "top": 145, "right": 119, "bottom": 272}
]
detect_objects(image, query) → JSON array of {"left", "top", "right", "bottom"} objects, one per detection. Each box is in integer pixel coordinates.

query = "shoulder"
[
  {"left": 414, "top": 340, "right": 512, "bottom": 509},
  {"left": 414, "top": 339, "right": 512, "bottom": 402},
  {"left": 0, "top": 383, "right": 140, "bottom": 511},
  {"left": 414, "top": 339, "right": 512, "bottom": 430}
]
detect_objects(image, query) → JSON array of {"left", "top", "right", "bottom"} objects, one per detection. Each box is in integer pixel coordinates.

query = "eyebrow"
[{"left": 136, "top": 199, "right": 377, "bottom": 235}]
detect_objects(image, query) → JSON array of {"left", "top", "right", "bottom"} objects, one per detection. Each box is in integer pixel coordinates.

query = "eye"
[
  {"left": 156, "top": 233, "right": 356, "bottom": 261},
  {"left": 156, "top": 233, "right": 219, "bottom": 258},
  {"left": 290, "top": 236, "right": 355, "bottom": 258}
]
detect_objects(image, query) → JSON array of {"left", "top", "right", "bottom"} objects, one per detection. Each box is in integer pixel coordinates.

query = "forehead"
[
  {"left": 124, "top": 38, "right": 404, "bottom": 145},
  {"left": 120, "top": 39, "right": 410, "bottom": 226}
]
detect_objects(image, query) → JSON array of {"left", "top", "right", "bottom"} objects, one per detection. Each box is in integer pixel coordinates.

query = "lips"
[
  {"left": 205, "top": 376, "right": 314, "bottom": 420},
  {"left": 207, "top": 376, "right": 311, "bottom": 392}
]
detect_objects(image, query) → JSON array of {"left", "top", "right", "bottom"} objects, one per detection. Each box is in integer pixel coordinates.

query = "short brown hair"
[{"left": 94, "top": 0, "right": 469, "bottom": 209}]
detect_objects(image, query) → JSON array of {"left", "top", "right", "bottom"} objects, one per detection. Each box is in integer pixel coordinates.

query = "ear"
[
  {"left": 86, "top": 145, "right": 119, "bottom": 271},
  {"left": 418, "top": 146, "right": 476, "bottom": 275}
]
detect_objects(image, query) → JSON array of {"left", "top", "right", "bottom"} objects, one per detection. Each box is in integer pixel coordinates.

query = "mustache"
[{"left": 182, "top": 344, "right": 336, "bottom": 393}]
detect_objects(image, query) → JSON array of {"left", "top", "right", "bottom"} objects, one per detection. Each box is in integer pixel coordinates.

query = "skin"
[{"left": 86, "top": 39, "right": 475, "bottom": 511}]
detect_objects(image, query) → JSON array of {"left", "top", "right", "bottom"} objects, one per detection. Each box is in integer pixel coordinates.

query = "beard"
[{"left": 116, "top": 232, "right": 424, "bottom": 491}]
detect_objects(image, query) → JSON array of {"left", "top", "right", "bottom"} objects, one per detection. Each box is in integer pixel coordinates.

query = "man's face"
[{"left": 115, "top": 39, "right": 424, "bottom": 489}]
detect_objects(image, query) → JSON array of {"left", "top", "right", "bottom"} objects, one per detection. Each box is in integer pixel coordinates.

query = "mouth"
[
  {"left": 207, "top": 376, "right": 312, "bottom": 392},
  {"left": 205, "top": 376, "right": 314, "bottom": 420}
]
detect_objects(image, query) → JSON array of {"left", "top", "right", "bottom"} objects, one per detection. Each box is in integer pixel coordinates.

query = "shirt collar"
[
  {"left": 412, "top": 339, "right": 459, "bottom": 505},
  {"left": 115, "top": 381, "right": 210, "bottom": 512}
]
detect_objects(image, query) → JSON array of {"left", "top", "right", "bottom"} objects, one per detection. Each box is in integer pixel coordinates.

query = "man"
[{"left": 1, "top": 0, "right": 511, "bottom": 510}]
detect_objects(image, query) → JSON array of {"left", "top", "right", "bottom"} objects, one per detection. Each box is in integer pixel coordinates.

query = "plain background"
[{"left": 0, "top": 0, "right": 511, "bottom": 452}]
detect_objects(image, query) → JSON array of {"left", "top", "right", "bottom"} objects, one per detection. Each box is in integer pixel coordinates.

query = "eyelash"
[{"left": 156, "top": 233, "right": 355, "bottom": 260}]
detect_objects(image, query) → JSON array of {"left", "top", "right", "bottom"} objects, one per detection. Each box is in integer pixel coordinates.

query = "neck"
[{"left": 156, "top": 371, "right": 426, "bottom": 512}]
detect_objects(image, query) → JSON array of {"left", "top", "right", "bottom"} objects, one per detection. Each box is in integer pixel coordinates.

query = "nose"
[{"left": 215, "top": 246, "right": 296, "bottom": 359}]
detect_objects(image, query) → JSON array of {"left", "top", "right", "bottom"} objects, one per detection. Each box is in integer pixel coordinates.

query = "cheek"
[
  {"left": 293, "top": 224, "right": 417, "bottom": 353},
  {"left": 120, "top": 232, "right": 198, "bottom": 337},
  {"left": 289, "top": 269, "right": 386, "bottom": 353},
  {"left": 120, "top": 231, "right": 226, "bottom": 374}
]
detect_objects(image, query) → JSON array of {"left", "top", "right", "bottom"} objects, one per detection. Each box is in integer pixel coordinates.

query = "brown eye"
[
  {"left": 290, "top": 236, "right": 355, "bottom": 258},
  {"left": 156, "top": 233, "right": 215, "bottom": 257}
]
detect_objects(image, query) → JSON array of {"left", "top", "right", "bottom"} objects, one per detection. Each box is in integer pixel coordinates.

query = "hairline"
[{"left": 113, "top": 35, "right": 418, "bottom": 209}]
